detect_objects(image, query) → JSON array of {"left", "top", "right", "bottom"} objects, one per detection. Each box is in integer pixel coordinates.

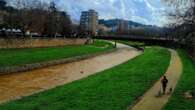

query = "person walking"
[{"left": 161, "top": 76, "right": 168, "bottom": 95}]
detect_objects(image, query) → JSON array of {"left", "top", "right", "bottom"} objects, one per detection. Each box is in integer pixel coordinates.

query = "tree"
[
  {"left": 162, "top": 0, "right": 195, "bottom": 32},
  {"left": 162, "top": 0, "right": 195, "bottom": 24},
  {"left": 0, "top": 0, "right": 6, "bottom": 10},
  {"left": 1, "top": 0, "right": 73, "bottom": 38},
  {"left": 60, "top": 12, "right": 72, "bottom": 37},
  {"left": 42, "top": 1, "right": 60, "bottom": 37},
  {"left": 162, "top": 0, "right": 195, "bottom": 57}
]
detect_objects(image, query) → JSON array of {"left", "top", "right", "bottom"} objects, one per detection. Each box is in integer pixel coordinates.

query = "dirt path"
[
  {"left": 0, "top": 43, "right": 141, "bottom": 104},
  {"left": 129, "top": 49, "right": 183, "bottom": 110}
]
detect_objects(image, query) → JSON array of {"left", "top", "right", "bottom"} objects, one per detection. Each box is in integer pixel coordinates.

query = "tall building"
[{"left": 80, "top": 9, "right": 98, "bottom": 35}]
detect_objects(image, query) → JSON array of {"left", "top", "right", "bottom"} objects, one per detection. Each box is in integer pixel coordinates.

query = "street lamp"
[{"left": 114, "top": 40, "right": 117, "bottom": 48}]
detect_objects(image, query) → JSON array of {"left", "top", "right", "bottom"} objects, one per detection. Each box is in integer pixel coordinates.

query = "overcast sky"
[
  {"left": 53, "top": 0, "right": 168, "bottom": 26},
  {"left": 7, "top": 0, "right": 168, "bottom": 26}
]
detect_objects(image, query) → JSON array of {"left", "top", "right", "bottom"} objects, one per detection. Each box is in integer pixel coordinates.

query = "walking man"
[{"left": 161, "top": 76, "right": 168, "bottom": 95}]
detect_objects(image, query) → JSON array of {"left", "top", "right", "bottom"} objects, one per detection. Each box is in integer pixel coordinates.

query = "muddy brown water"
[{"left": 0, "top": 43, "right": 141, "bottom": 104}]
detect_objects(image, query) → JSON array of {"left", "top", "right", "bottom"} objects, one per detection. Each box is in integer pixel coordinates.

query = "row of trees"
[
  {"left": 98, "top": 27, "right": 167, "bottom": 38},
  {"left": 0, "top": 0, "right": 74, "bottom": 38}
]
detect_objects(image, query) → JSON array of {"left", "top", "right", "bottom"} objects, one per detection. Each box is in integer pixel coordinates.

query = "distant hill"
[
  {"left": 99, "top": 19, "right": 169, "bottom": 34},
  {"left": 99, "top": 19, "right": 145, "bottom": 28}
]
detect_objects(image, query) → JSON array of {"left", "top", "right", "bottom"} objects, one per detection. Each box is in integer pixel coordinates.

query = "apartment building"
[{"left": 80, "top": 9, "right": 98, "bottom": 35}]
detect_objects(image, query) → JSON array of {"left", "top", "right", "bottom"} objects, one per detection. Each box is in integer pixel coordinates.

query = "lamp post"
[{"left": 114, "top": 40, "right": 117, "bottom": 48}]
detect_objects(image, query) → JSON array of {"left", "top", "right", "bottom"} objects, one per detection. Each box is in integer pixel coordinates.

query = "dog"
[{"left": 167, "top": 87, "right": 173, "bottom": 95}]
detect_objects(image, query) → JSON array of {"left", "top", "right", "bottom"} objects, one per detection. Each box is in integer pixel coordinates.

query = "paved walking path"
[
  {"left": 0, "top": 43, "right": 141, "bottom": 104},
  {"left": 130, "top": 49, "right": 183, "bottom": 110}
]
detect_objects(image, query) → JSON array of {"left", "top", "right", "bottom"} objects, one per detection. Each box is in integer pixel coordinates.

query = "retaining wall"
[{"left": 0, "top": 38, "right": 88, "bottom": 49}]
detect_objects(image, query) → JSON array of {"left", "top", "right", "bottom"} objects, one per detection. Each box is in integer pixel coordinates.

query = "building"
[
  {"left": 98, "top": 24, "right": 109, "bottom": 35},
  {"left": 116, "top": 19, "right": 129, "bottom": 32},
  {"left": 98, "top": 24, "right": 109, "bottom": 32},
  {"left": 80, "top": 9, "right": 98, "bottom": 35}
]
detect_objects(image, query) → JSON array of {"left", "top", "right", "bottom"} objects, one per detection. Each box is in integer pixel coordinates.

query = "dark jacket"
[{"left": 161, "top": 77, "right": 168, "bottom": 87}]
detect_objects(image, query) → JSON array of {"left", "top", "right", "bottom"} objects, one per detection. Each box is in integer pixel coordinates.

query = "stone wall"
[{"left": 0, "top": 38, "right": 88, "bottom": 49}]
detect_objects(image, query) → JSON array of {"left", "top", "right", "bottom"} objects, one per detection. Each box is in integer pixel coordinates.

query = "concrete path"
[
  {"left": 129, "top": 49, "right": 183, "bottom": 110},
  {"left": 0, "top": 43, "right": 141, "bottom": 104}
]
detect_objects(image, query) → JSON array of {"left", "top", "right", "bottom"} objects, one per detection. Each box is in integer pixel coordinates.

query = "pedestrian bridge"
[{"left": 94, "top": 35, "right": 176, "bottom": 46}]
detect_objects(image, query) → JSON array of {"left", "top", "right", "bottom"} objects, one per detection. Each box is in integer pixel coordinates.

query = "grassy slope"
[
  {"left": 0, "top": 47, "right": 170, "bottom": 110},
  {"left": 163, "top": 50, "right": 195, "bottom": 110},
  {"left": 0, "top": 40, "right": 113, "bottom": 67}
]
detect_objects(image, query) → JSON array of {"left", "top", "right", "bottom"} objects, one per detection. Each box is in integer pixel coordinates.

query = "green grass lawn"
[
  {"left": 0, "top": 40, "right": 113, "bottom": 67},
  {"left": 163, "top": 50, "right": 195, "bottom": 110},
  {"left": 0, "top": 47, "right": 171, "bottom": 110}
]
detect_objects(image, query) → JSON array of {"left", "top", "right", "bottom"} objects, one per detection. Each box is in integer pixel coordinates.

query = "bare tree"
[
  {"left": 162, "top": 0, "right": 195, "bottom": 57},
  {"left": 1, "top": 0, "right": 73, "bottom": 38}
]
